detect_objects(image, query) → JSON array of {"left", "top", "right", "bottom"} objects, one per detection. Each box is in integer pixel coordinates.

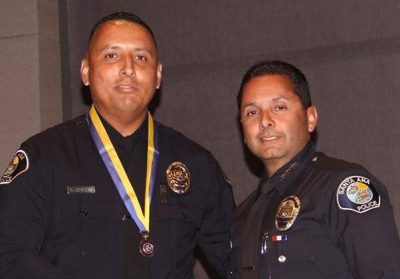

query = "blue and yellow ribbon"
[{"left": 86, "top": 105, "right": 159, "bottom": 233}]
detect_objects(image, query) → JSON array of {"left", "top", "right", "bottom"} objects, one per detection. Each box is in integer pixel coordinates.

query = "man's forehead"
[
  {"left": 88, "top": 21, "right": 157, "bottom": 54},
  {"left": 90, "top": 20, "right": 155, "bottom": 45}
]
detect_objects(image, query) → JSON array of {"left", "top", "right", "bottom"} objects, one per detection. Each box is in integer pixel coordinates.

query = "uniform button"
[
  {"left": 278, "top": 255, "right": 286, "bottom": 263},
  {"left": 80, "top": 208, "right": 89, "bottom": 216}
]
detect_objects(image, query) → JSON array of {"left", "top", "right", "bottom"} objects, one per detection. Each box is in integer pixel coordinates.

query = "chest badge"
[
  {"left": 275, "top": 195, "right": 301, "bottom": 231},
  {"left": 166, "top": 161, "right": 191, "bottom": 194}
]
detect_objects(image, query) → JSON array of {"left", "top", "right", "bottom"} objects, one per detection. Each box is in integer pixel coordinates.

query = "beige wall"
[{"left": 0, "top": 0, "right": 61, "bottom": 168}]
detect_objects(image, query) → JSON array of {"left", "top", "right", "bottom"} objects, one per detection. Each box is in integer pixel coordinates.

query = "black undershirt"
[{"left": 101, "top": 115, "right": 150, "bottom": 279}]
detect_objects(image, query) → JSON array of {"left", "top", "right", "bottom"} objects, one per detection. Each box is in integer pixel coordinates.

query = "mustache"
[
  {"left": 257, "top": 130, "right": 282, "bottom": 138},
  {"left": 114, "top": 79, "right": 139, "bottom": 88}
]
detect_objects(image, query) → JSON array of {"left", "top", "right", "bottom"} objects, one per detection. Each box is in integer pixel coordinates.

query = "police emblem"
[
  {"left": 0, "top": 150, "right": 29, "bottom": 185},
  {"left": 275, "top": 196, "right": 301, "bottom": 231},
  {"left": 337, "top": 175, "right": 380, "bottom": 213},
  {"left": 166, "top": 162, "right": 190, "bottom": 194}
]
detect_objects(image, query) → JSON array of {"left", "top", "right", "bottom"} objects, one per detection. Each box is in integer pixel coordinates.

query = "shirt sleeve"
[
  {"left": 327, "top": 169, "right": 400, "bottom": 278},
  {"left": 195, "top": 161, "right": 235, "bottom": 278},
  {"left": 0, "top": 145, "right": 70, "bottom": 279}
]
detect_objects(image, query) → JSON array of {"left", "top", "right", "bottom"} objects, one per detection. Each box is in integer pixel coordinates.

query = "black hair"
[
  {"left": 237, "top": 60, "right": 312, "bottom": 109},
  {"left": 88, "top": 11, "right": 157, "bottom": 47}
]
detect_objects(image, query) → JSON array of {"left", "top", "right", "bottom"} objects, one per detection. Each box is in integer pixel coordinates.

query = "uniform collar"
[
  {"left": 99, "top": 113, "right": 148, "bottom": 155},
  {"left": 259, "top": 141, "right": 315, "bottom": 196}
]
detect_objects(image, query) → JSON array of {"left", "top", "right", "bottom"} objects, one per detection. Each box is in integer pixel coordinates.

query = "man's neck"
[
  {"left": 265, "top": 160, "right": 288, "bottom": 177},
  {"left": 264, "top": 141, "right": 313, "bottom": 177},
  {"left": 96, "top": 108, "right": 147, "bottom": 137}
]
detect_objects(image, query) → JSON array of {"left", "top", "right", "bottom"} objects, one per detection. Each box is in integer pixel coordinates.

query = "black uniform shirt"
[
  {"left": 231, "top": 142, "right": 400, "bottom": 279},
  {"left": 0, "top": 114, "right": 235, "bottom": 279}
]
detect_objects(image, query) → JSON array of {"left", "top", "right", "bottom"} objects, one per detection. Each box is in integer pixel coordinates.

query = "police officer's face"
[
  {"left": 240, "top": 74, "right": 317, "bottom": 175},
  {"left": 80, "top": 20, "right": 162, "bottom": 122}
]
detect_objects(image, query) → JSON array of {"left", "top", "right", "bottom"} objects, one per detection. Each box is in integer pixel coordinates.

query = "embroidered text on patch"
[{"left": 336, "top": 175, "right": 380, "bottom": 213}]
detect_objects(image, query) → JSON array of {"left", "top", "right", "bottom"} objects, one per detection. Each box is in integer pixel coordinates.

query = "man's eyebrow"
[
  {"left": 242, "top": 102, "right": 257, "bottom": 108},
  {"left": 99, "top": 45, "right": 154, "bottom": 55},
  {"left": 99, "top": 45, "right": 120, "bottom": 52},
  {"left": 271, "top": 96, "right": 287, "bottom": 102}
]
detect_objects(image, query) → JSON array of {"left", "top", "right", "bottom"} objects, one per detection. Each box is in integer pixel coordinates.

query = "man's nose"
[
  {"left": 259, "top": 111, "right": 274, "bottom": 129},
  {"left": 120, "top": 58, "right": 135, "bottom": 77}
]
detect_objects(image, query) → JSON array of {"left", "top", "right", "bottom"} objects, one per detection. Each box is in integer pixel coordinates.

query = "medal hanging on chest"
[
  {"left": 139, "top": 231, "right": 155, "bottom": 257},
  {"left": 87, "top": 105, "right": 159, "bottom": 257}
]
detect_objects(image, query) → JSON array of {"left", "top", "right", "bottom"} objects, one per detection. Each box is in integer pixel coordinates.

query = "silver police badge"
[
  {"left": 0, "top": 150, "right": 29, "bottom": 185},
  {"left": 275, "top": 195, "right": 301, "bottom": 231},
  {"left": 166, "top": 162, "right": 190, "bottom": 194}
]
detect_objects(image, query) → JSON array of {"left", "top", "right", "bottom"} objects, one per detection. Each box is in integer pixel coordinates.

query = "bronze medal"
[
  {"left": 275, "top": 196, "right": 301, "bottom": 231},
  {"left": 139, "top": 233, "right": 155, "bottom": 257},
  {"left": 166, "top": 162, "right": 190, "bottom": 194}
]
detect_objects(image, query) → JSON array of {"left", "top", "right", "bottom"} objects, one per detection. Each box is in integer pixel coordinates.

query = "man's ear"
[
  {"left": 306, "top": 106, "right": 318, "bottom": 133},
  {"left": 156, "top": 63, "right": 162, "bottom": 89},
  {"left": 80, "top": 58, "right": 90, "bottom": 86}
]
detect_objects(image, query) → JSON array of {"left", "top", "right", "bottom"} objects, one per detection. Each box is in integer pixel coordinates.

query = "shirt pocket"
[
  {"left": 55, "top": 193, "right": 118, "bottom": 264},
  {"left": 153, "top": 199, "right": 198, "bottom": 268},
  {"left": 269, "top": 232, "right": 318, "bottom": 278}
]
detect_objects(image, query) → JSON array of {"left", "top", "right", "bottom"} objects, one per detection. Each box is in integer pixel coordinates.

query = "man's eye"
[
  {"left": 104, "top": 53, "right": 117, "bottom": 59},
  {"left": 136, "top": 55, "right": 147, "bottom": 61},
  {"left": 245, "top": 110, "right": 257, "bottom": 117},
  {"left": 274, "top": 105, "right": 287, "bottom": 111}
]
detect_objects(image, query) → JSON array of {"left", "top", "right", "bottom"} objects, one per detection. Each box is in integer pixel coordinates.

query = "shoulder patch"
[
  {"left": 0, "top": 150, "right": 29, "bottom": 185},
  {"left": 336, "top": 175, "right": 380, "bottom": 213}
]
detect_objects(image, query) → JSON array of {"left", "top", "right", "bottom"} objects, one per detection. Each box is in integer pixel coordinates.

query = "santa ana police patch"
[
  {"left": 0, "top": 150, "right": 29, "bottom": 185},
  {"left": 336, "top": 175, "right": 380, "bottom": 213}
]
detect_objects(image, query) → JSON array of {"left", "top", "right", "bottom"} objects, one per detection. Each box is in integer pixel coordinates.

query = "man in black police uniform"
[
  {"left": 231, "top": 60, "right": 400, "bottom": 278},
  {"left": 0, "top": 12, "right": 234, "bottom": 279}
]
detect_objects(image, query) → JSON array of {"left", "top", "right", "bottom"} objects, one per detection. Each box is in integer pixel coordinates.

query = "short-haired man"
[
  {"left": 231, "top": 60, "right": 400, "bottom": 278},
  {"left": 0, "top": 12, "right": 234, "bottom": 279}
]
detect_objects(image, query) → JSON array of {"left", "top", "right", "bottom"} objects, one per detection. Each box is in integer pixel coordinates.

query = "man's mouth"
[
  {"left": 115, "top": 83, "right": 138, "bottom": 92},
  {"left": 259, "top": 135, "right": 281, "bottom": 143}
]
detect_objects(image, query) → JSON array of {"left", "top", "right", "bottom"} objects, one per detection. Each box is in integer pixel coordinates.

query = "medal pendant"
[{"left": 139, "top": 233, "right": 155, "bottom": 257}]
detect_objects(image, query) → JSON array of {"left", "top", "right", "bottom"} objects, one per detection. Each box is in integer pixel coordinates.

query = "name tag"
[{"left": 67, "top": 186, "right": 96, "bottom": 195}]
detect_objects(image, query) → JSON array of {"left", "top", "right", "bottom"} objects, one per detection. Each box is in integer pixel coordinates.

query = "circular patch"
[
  {"left": 337, "top": 175, "right": 380, "bottom": 213},
  {"left": 346, "top": 182, "right": 373, "bottom": 204},
  {"left": 166, "top": 162, "right": 191, "bottom": 194},
  {"left": 275, "top": 196, "right": 301, "bottom": 231}
]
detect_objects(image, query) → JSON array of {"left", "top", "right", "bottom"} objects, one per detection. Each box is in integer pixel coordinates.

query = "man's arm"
[
  {"left": 328, "top": 171, "right": 400, "bottom": 278},
  {"left": 195, "top": 162, "right": 235, "bottom": 278},
  {"left": 0, "top": 148, "right": 70, "bottom": 279}
]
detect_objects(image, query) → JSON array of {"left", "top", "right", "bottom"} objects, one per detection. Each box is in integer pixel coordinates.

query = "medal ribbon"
[{"left": 86, "top": 105, "right": 158, "bottom": 233}]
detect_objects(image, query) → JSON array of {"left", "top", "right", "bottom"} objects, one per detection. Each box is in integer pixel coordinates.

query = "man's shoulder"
[
  {"left": 312, "top": 152, "right": 368, "bottom": 175},
  {"left": 313, "top": 152, "right": 387, "bottom": 214},
  {"left": 155, "top": 121, "right": 214, "bottom": 160},
  {"left": 21, "top": 114, "right": 87, "bottom": 151}
]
